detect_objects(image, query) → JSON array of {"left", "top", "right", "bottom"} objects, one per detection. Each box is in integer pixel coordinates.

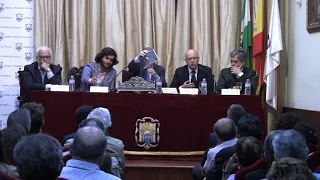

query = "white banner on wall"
[{"left": 0, "top": 0, "right": 34, "bottom": 129}]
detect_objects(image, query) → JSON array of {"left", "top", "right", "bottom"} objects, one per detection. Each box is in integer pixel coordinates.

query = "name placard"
[
  {"left": 162, "top": 88, "right": 178, "bottom": 94},
  {"left": 90, "top": 86, "right": 109, "bottom": 93},
  {"left": 221, "top": 89, "right": 240, "bottom": 95},
  {"left": 179, "top": 87, "right": 199, "bottom": 95},
  {"left": 50, "top": 85, "right": 69, "bottom": 92}
]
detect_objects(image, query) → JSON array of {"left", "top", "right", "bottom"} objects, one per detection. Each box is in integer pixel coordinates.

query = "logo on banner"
[
  {"left": 25, "top": 53, "right": 32, "bottom": 61},
  {"left": 0, "top": 4, "right": 4, "bottom": 12},
  {"left": 15, "top": 43, "right": 23, "bottom": 51},
  {"left": 0, "top": 33, "right": 3, "bottom": 41},
  {"left": 16, "top": 14, "right": 23, "bottom": 22},
  {"left": 26, "top": 0, "right": 32, "bottom": 3},
  {"left": 0, "top": 62, "right": 3, "bottom": 69},
  {"left": 25, "top": 24, "right": 32, "bottom": 32},
  {"left": 15, "top": 68, "right": 21, "bottom": 79}
]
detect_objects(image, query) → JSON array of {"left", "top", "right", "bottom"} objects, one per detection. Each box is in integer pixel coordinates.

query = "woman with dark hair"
[{"left": 79, "top": 47, "right": 119, "bottom": 91}]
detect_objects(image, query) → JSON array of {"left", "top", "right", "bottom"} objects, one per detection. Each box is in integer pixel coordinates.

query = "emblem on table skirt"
[{"left": 135, "top": 117, "right": 160, "bottom": 150}]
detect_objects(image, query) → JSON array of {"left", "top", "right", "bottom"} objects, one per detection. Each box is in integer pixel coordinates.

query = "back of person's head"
[
  {"left": 99, "top": 152, "right": 112, "bottom": 174},
  {"left": 214, "top": 118, "right": 237, "bottom": 142},
  {"left": 78, "top": 118, "right": 104, "bottom": 131},
  {"left": 266, "top": 157, "right": 316, "bottom": 180},
  {"left": 264, "top": 130, "right": 283, "bottom": 165},
  {"left": 227, "top": 104, "right": 246, "bottom": 125},
  {"left": 72, "top": 126, "right": 107, "bottom": 163},
  {"left": 237, "top": 113, "right": 262, "bottom": 140},
  {"left": 272, "top": 129, "right": 308, "bottom": 161},
  {"left": 75, "top": 105, "right": 94, "bottom": 124},
  {"left": 7, "top": 109, "right": 31, "bottom": 132},
  {"left": 87, "top": 107, "right": 112, "bottom": 131},
  {"left": 21, "top": 102, "right": 45, "bottom": 134},
  {"left": 236, "top": 136, "right": 262, "bottom": 167},
  {"left": 1, "top": 123, "right": 27, "bottom": 163},
  {"left": 294, "top": 122, "right": 318, "bottom": 145},
  {"left": 275, "top": 112, "right": 303, "bottom": 130},
  {"left": 13, "top": 134, "right": 63, "bottom": 180}
]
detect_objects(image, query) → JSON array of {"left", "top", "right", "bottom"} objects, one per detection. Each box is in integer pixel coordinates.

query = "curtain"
[{"left": 34, "top": 0, "right": 241, "bottom": 84}]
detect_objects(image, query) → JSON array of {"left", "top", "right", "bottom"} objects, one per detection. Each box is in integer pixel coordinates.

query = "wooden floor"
[{"left": 123, "top": 159, "right": 199, "bottom": 180}]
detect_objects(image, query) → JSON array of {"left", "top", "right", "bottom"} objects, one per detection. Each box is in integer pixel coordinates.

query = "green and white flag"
[{"left": 241, "top": 0, "right": 252, "bottom": 68}]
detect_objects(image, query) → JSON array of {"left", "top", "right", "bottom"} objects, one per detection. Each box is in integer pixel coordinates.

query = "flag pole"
[{"left": 276, "top": 0, "right": 281, "bottom": 117}]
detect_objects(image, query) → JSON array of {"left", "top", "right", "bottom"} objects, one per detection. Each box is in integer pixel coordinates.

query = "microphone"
[{"left": 198, "top": 66, "right": 217, "bottom": 94}]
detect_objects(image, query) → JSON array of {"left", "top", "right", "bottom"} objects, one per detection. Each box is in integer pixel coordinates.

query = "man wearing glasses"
[
  {"left": 170, "top": 49, "right": 214, "bottom": 93},
  {"left": 24, "top": 46, "right": 62, "bottom": 100}
]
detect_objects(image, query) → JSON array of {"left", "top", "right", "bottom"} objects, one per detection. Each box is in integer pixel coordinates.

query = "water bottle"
[
  {"left": 69, "top": 75, "right": 75, "bottom": 92},
  {"left": 155, "top": 79, "right": 162, "bottom": 94},
  {"left": 244, "top": 79, "right": 251, "bottom": 95},
  {"left": 200, "top": 78, "right": 207, "bottom": 95}
]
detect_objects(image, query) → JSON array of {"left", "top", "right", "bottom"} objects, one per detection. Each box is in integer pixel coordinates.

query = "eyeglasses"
[
  {"left": 39, "top": 56, "right": 51, "bottom": 59},
  {"left": 186, "top": 57, "right": 199, "bottom": 61}
]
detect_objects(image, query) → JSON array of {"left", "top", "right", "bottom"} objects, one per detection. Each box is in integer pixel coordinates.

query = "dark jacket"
[
  {"left": 217, "top": 67, "right": 257, "bottom": 95},
  {"left": 170, "top": 64, "right": 214, "bottom": 93},
  {"left": 128, "top": 59, "right": 167, "bottom": 87},
  {"left": 23, "top": 62, "right": 62, "bottom": 101},
  {"left": 206, "top": 145, "right": 236, "bottom": 180}
]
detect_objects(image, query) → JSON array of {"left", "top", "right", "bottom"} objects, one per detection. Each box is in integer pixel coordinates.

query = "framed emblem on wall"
[{"left": 307, "top": 0, "right": 320, "bottom": 33}]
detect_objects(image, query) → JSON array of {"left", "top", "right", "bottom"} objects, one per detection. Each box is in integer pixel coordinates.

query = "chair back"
[
  {"left": 122, "top": 70, "right": 134, "bottom": 82},
  {"left": 234, "top": 156, "right": 268, "bottom": 180},
  {"left": 0, "top": 171, "right": 17, "bottom": 180},
  {"left": 308, "top": 150, "right": 320, "bottom": 171},
  {"left": 18, "top": 70, "right": 25, "bottom": 99}
]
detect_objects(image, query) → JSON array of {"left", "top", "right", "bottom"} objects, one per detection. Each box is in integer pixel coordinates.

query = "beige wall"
[{"left": 281, "top": 0, "right": 320, "bottom": 112}]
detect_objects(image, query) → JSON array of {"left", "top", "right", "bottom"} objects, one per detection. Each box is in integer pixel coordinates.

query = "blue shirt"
[{"left": 59, "top": 159, "right": 120, "bottom": 180}]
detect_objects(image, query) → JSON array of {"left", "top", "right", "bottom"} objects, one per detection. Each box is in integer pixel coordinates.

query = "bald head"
[
  {"left": 72, "top": 126, "right": 107, "bottom": 162},
  {"left": 184, "top": 49, "right": 199, "bottom": 69},
  {"left": 214, "top": 118, "right": 237, "bottom": 142}
]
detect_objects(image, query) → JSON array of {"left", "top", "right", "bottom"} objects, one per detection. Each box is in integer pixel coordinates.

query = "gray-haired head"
[
  {"left": 264, "top": 130, "right": 284, "bottom": 165},
  {"left": 36, "top": 46, "right": 52, "bottom": 58},
  {"left": 230, "top": 50, "right": 248, "bottom": 62},
  {"left": 214, "top": 118, "right": 238, "bottom": 142},
  {"left": 87, "top": 107, "right": 112, "bottom": 131},
  {"left": 272, "top": 129, "right": 308, "bottom": 161},
  {"left": 227, "top": 104, "right": 246, "bottom": 125},
  {"left": 7, "top": 108, "right": 31, "bottom": 132},
  {"left": 13, "top": 134, "right": 63, "bottom": 180}
]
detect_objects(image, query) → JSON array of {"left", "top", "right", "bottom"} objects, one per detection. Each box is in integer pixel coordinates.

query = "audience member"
[
  {"left": 0, "top": 126, "right": 19, "bottom": 179},
  {"left": 272, "top": 129, "right": 320, "bottom": 179},
  {"left": 275, "top": 112, "right": 302, "bottom": 130},
  {"left": 1, "top": 123, "right": 27, "bottom": 165},
  {"left": 207, "top": 104, "right": 246, "bottom": 148},
  {"left": 87, "top": 107, "right": 125, "bottom": 173},
  {"left": 222, "top": 136, "right": 262, "bottom": 180},
  {"left": 63, "top": 105, "right": 94, "bottom": 143},
  {"left": 21, "top": 102, "right": 45, "bottom": 134},
  {"left": 245, "top": 130, "right": 283, "bottom": 180},
  {"left": 7, "top": 109, "right": 31, "bottom": 132},
  {"left": 266, "top": 157, "right": 316, "bottom": 180},
  {"left": 59, "top": 126, "right": 120, "bottom": 180},
  {"left": 193, "top": 118, "right": 238, "bottom": 180},
  {"left": 294, "top": 122, "right": 318, "bottom": 145},
  {"left": 237, "top": 113, "right": 262, "bottom": 140},
  {"left": 14, "top": 134, "right": 63, "bottom": 180},
  {"left": 64, "top": 118, "right": 120, "bottom": 177}
]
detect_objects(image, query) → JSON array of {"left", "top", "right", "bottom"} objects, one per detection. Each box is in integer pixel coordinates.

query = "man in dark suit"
[
  {"left": 217, "top": 50, "right": 257, "bottom": 94},
  {"left": 170, "top": 49, "right": 214, "bottom": 93},
  {"left": 24, "top": 46, "right": 62, "bottom": 102},
  {"left": 128, "top": 49, "right": 167, "bottom": 87}
]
